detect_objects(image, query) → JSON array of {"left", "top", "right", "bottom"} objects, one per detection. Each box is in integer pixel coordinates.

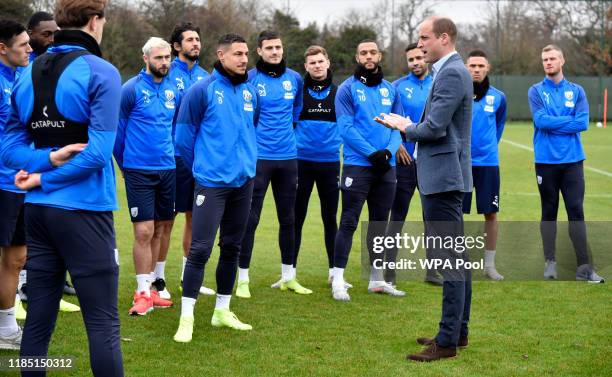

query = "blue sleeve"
[
  {"left": 385, "top": 91, "right": 403, "bottom": 153},
  {"left": 40, "top": 61, "right": 121, "bottom": 193},
  {"left": 551, "top": 87, "right": 589, "bottom": 135},
  {"left": 496, "top": 93, "right": 507, "bottom": 142},
  {"left": 335, "top": 83, "right": 376, "bottom": 157},
  {"left": 175, "top": 82, "right": 207, "bottom": 171},
  {"left": 113, "top": 81, "right": 136, "bottom": 170},
  {"left": 0, "top": 92, "right": 54, "bottom": 173},
  {"left": 391, "top": 79, "right": 405, "bottom": 116},
  {"left": 528, "top": 86, "right": 574, "bottom": 131},
  {"left": 254, "top": 91, "right": 261, "bottom": 127},
  {"left": 293, "top": 73, "right": 304, "bottom": 123}
]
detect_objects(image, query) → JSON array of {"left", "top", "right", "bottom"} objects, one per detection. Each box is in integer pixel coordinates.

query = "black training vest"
[
  {"left": 28, "top": 50, "right": 90, "bottom": 148},
  {"left": 299, "top": 84, "right": 337, "bottom": 122}
]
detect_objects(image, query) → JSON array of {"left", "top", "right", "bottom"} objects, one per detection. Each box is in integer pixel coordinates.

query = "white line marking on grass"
[
  {"left": 506, "top": 192, "right": 612, "bottom": 198},
  {"left": 501, "top": 139, "right": 612, "bottom": 178}
]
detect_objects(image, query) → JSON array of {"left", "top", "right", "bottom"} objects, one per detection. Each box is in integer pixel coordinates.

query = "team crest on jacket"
[
  {"left": 196, "top": 195, "right": 205, "bottom": 206},
  {"left": 564, "top": 91, "right": 574, "bottom": 107},
  {"left": 379, "top": 88, "right": 389, "bottom": 98},
  {"left": 164, "top": 90, "right": 175, "bottom": 109},
  {"left": 345, "top": 177, "right": 353, "bottom": 188},
  {"left": 243, "top": 89, "right": 254, "bottom": 112},
  {"left": 283, "top": 80, "right": 294, "bottom": 99},
  {"left": 486, "top": 95, "right": 495, "bottom": 105}
]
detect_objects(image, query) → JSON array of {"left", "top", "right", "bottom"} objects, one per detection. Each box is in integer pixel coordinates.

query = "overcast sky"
[{"left": 279, "top": 0, "right": 493, "bottom": 27}]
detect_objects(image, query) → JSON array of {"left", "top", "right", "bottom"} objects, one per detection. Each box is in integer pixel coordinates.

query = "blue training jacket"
[
  {"left": 295, "top": 85, "right": 341, "bottom": 162},
  {"left": 392, "top": 73, "right": 432, "bottom": 158},
  {"left": 0, "top": 44, "right": 121, "bottom": 211},
  {"left": 168, "top": 59, "right": 209, "bottom": 157},
  {"left": 114, "top": 70, "right": 180, "bottom": 170},
  {"left": 471, "top": 85, "right": 507, "bottom": 166},
  {"left": 0, "top": 61, "right": 23, "bottom": 193},
  {"left": 248, "top": 67, "right": 303, "bottom": 160},
  {"left": 335, "top": 75, "right": 403, "bottom": 167},
  {"left": 175, "top": 68, "right": 259, "bottom": 188},
  {"left": 528, "top": 77, "right": 588, "bottom": 164}
]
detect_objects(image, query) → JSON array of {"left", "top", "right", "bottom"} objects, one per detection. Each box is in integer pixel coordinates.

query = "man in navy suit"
[{"left": 376, "top": 16, "right": 473, "bottom": 362}]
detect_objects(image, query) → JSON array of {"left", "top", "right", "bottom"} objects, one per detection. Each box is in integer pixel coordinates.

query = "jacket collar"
[
  {"left": 543, "top": 77, "right": 567, "bottom": 88},
  {"left": 407, "top": 72, "right": 432, "bottom": 85},
  {"left": 213, "top": 61, "right": 248, "bottom": 86},
  {"left": 172, "top": 58, "right": 200, "bottom": 73},
  {"left": 52, "top": 30, "right": 102, "bottom": 57},
  {"left": 138, "top": 69, "right": 168, "bottom": 87},
  {"left": 432, "top": 51, "right": 458, "bottom": 80}
]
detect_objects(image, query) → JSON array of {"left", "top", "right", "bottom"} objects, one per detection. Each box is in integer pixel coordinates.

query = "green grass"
[{"left": 2, "top": 122, "right": 611, "bottom": 376}]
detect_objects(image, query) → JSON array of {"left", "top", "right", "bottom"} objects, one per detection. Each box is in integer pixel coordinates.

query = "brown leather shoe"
[
  {"left": 417, "top": 336, "right": 468, "bottom": 348},
  {"left": 407, "top": 342, "right": 457, "bottom": 362}
]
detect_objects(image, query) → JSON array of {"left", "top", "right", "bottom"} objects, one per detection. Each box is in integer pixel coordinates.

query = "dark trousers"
[
  {"left": 535, "top": 161, "right": 589, "bottom": 266},
  {"left": 421, "top": 191, "right": 472, "bottom": 349},
  {"left": 21, "top": 205, "right": 123, "bottom": 377},
  {"left": 384, "top": 163, "right": 417, "bottom": 282},
  {"left": 239, "top": 159, "right": 298, "bottom": 268},
  {"left": 294, "top": 160, "right": 340, "bottom": 268},
  {"left": 183, "top": 180, "right": 254, "bottom": 297},
  {"left": 333, "top": 165, "right": 396, "bottom": 269}
]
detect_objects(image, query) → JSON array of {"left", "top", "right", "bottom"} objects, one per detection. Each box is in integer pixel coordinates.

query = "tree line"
[{"left": 2, "top": 0, "right": 610, "bottom": 79}]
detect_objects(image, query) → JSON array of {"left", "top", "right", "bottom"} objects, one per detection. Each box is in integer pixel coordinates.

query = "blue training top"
[
  {"left": 392, "top": 73, "right": 432, "bottom": 158},
  {"left": 334, "top": 75, "right": 403, "bottom": 167},
  {"left": 175, "top": 68, "right": 259, "bottom": 188},
  {"left": 248, "top": 67, "right": 303, "bottom": 160},
  {"left": 471, "top": 85, "right": 507, "bottom": 166},
  {"left": 0, "top": 61, "right": 23, "bottom": 193},
  {"left": 1, "top": 43, "right": 121, "bottom": 211},
  {"left": 295, "top": 83, "right": 341, "bottom": 162},
  {"left": 168, "top": 58, "right": 209, "bottom": 157},
  {"left": 528, "top": 77, "right": 588, "bottom": 164},
  {"left": 114, "top": 70, "right": 180, "bottom": 170}
]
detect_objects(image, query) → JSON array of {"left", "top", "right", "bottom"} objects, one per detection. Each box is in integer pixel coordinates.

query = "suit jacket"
[{"left": 405, "top": 53, "right": 473, "bottom": 195}]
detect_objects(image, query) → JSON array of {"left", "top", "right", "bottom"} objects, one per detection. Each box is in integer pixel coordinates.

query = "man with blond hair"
[
  {"left": 1, "top": 0, "right": 124, "bottom": 374},
  {"left": 528, "top": 44, "right": 603, "bottom": 283},
  {"left": 293, "top": 45, "right": 344, "bottom": 286},
  {"left": 114, "top": 37, "right": 178, "bottom": 315}
]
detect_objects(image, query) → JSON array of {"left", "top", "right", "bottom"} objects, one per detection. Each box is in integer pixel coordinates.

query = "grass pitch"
[{"left": 1, "top": 122, "right": 611, "bottom": 376}]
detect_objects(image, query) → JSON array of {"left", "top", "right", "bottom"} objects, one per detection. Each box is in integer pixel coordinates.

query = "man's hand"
[
  {"left": 15, "top": 170, "right": 42, "bottom": 190},
  {"left": 374, "top": 113, "right": 412, "bottom": 133},
  {"left": 49, "top": 143, "right": 87, "bottom": 167},
  {"left": 396, "top": 144, "right": 412, "bottom": 165}
]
